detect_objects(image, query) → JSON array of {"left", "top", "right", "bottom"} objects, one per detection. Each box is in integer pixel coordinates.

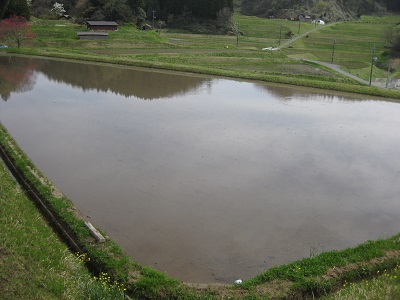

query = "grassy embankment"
[
  {"left": 322, "top": 265, "right": 400, "bottom": 300},
  {"left": 2, "top": 13, "right": 400, "bottom": 99}
]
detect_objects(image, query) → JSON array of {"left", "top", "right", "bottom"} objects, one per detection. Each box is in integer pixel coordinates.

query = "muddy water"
[{"left": 1, "top": 55, "right": 400, "bottom": 283}]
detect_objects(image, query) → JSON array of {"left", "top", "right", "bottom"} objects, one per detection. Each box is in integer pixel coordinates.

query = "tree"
[
  {"left": 0, "top": 56, "right": 36, "bottom": 101},
  {"left": 102, "top": 0, "right": 130, "bottom": 21},
  {"left": 393, "top": 34, "right": 400, "bottom": 52},
  {"left": 157, "top": 19, "right": 165, "bottom": 34},
  {"left": 3, "top": 0, "right": 30, "bottom": 20},
  {"left": 285, "top": 30, "right": 294, "bottom": 38},
  {"left": 51, "top": 2, "right": 66, "bottom": 17},
  {"left": 80, "top": 0, "right": 133, "bottom": 22},
  {"left": 315, "top": 1, "right": 327, "bottom": 14},
  {"left": 0, "top": 16, "right": 35, "bottom": 48},
  {"left": 30, "top": 0, "right": 52, "bottom": 18},
  {"left": 0, "top": 0, "right": 10, "bottom": 20}
]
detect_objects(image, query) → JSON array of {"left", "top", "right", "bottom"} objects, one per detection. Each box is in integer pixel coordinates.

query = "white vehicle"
[
  {"left": 262, "top": 47, "right": 278, "bottom": 51},
  {"left": 312, "top": 19, "right": 325, "bottom": 25}
]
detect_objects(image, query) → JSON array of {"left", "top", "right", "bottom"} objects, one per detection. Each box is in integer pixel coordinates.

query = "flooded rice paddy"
[{"left": 1, "top": 55, "right": 400, "bottom": 283}]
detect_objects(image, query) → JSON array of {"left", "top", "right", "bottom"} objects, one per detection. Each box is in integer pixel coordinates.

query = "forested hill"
[{"left": 239, "top": 0, "right": 400, "bottom": 21}]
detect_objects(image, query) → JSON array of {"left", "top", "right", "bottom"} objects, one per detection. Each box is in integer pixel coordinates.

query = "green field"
[{"left": 283, "top": 15, "right": 400, "bottom": 80}]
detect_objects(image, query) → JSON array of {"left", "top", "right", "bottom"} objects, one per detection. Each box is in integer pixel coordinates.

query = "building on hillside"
[
  {"left": 86, "top": 21, "right": 118, "bottom": 31},
  {"left": 77, "top": 32, "right": 108, "bottom": 40}
]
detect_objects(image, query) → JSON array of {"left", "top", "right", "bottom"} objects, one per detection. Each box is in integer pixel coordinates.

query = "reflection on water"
[
  {"left": 0, "top": 56, "right": 211, "bottom": 100},
  {"left": 0, "top": 56, "right": 37, "bottom": 101},
  {"left": 1, "top": 55, "right": 400, "bottom": 283}
]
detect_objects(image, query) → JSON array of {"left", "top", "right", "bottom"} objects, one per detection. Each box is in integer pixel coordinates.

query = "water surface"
[{"left": 1, "top": 55, "right": 400, "bottom": 283}]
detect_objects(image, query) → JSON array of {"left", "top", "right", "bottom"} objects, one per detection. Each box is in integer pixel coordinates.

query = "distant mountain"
[{"left": 239, "top": 0, "right": 400, "bottom": 21}]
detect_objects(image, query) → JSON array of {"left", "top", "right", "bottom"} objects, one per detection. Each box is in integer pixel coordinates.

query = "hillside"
[{"left": 239, "top": 0, "right": 400, "bottom": 21}]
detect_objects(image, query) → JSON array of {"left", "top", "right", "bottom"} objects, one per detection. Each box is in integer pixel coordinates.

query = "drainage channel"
[{"left": 0, "top": 142, "right": 105, "bottom": 277}]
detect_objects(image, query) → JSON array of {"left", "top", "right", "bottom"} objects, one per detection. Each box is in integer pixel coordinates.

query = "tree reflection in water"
[
  {"left": 0, "top": 56, "right": 37, "bottom": 101},
  {"left": 0, "top": 55, "right": 211, "bottom": 101}
]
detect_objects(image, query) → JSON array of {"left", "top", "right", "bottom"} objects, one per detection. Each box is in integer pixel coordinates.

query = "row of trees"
[
  {"left": 240, "top": 0, "right": 400, "bottom": 20},
  {"left": 386, "top": 27, "right": 400, "bottom": 53},
  {"left": 75, "top": 0, "right": 234, "bottom": 30},
  {"left": 1, "top": 0, "right": 234, "bottom": 33},
  {"left": 1, "top": 0, "right": 31, "bottom": 20}
]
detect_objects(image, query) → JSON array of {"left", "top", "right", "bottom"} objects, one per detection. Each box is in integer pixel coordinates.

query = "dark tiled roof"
[
  {"left": 77, "top": 32, "right": 109, "bottom": 36},
  {"left": 86, "top": 21, "right": 118, "bottom": 26}
]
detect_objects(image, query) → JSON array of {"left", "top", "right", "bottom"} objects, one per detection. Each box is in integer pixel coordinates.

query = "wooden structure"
[
  {"left": 86, "top": 21, "right": 118, "bottom": 31},
  {"left": 77, "top": 32, "right": 108, "bottom": 40}
]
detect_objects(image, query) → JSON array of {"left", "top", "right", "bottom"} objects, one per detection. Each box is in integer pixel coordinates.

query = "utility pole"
[
  {"left": 386, "top": 62, "right": 391, "bottom": 88},
  {"left": 369, "top": 44, "right": 377, "bottom": 86},
  {"left": 152, "top": 10, "right": 156, "bottom": 29},
  {"left": 298, "top": 17, "right": 301, "bottom": 34},
  {"left": 279, "top": 24, "right": 282, "bottom": 45},
  {"left": 236, "top": 23, "right": 240, "bottom": 47},
  {"left": 331, "top": 38, "right": 335, "bottom": 63}
]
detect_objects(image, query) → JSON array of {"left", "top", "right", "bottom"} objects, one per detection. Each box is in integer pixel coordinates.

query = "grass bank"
[
  {"left": 323, "top": 264, "right": 400, "bottom": 299},
  {"left": 2, "top": 120, "right": 400, "bottom": 299}
]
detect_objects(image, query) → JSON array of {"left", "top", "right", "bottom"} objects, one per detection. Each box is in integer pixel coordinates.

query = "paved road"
[
  {"left": 276, "top": 24, "right": 394, "bottom": 89},
  {"left": 276, "top": 23, "right": 337, "bottom": 50},
  {"left": 301, "top": 59, "right": 376, "bottom": 86}
]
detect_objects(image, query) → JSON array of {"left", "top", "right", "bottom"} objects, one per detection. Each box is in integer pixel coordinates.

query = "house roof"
[
  {"left": 86, "top": 21, "right": 118, "bottom": 26},
  {"left": 77, "top": 32, "right": 109, "bottom": 36}
]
